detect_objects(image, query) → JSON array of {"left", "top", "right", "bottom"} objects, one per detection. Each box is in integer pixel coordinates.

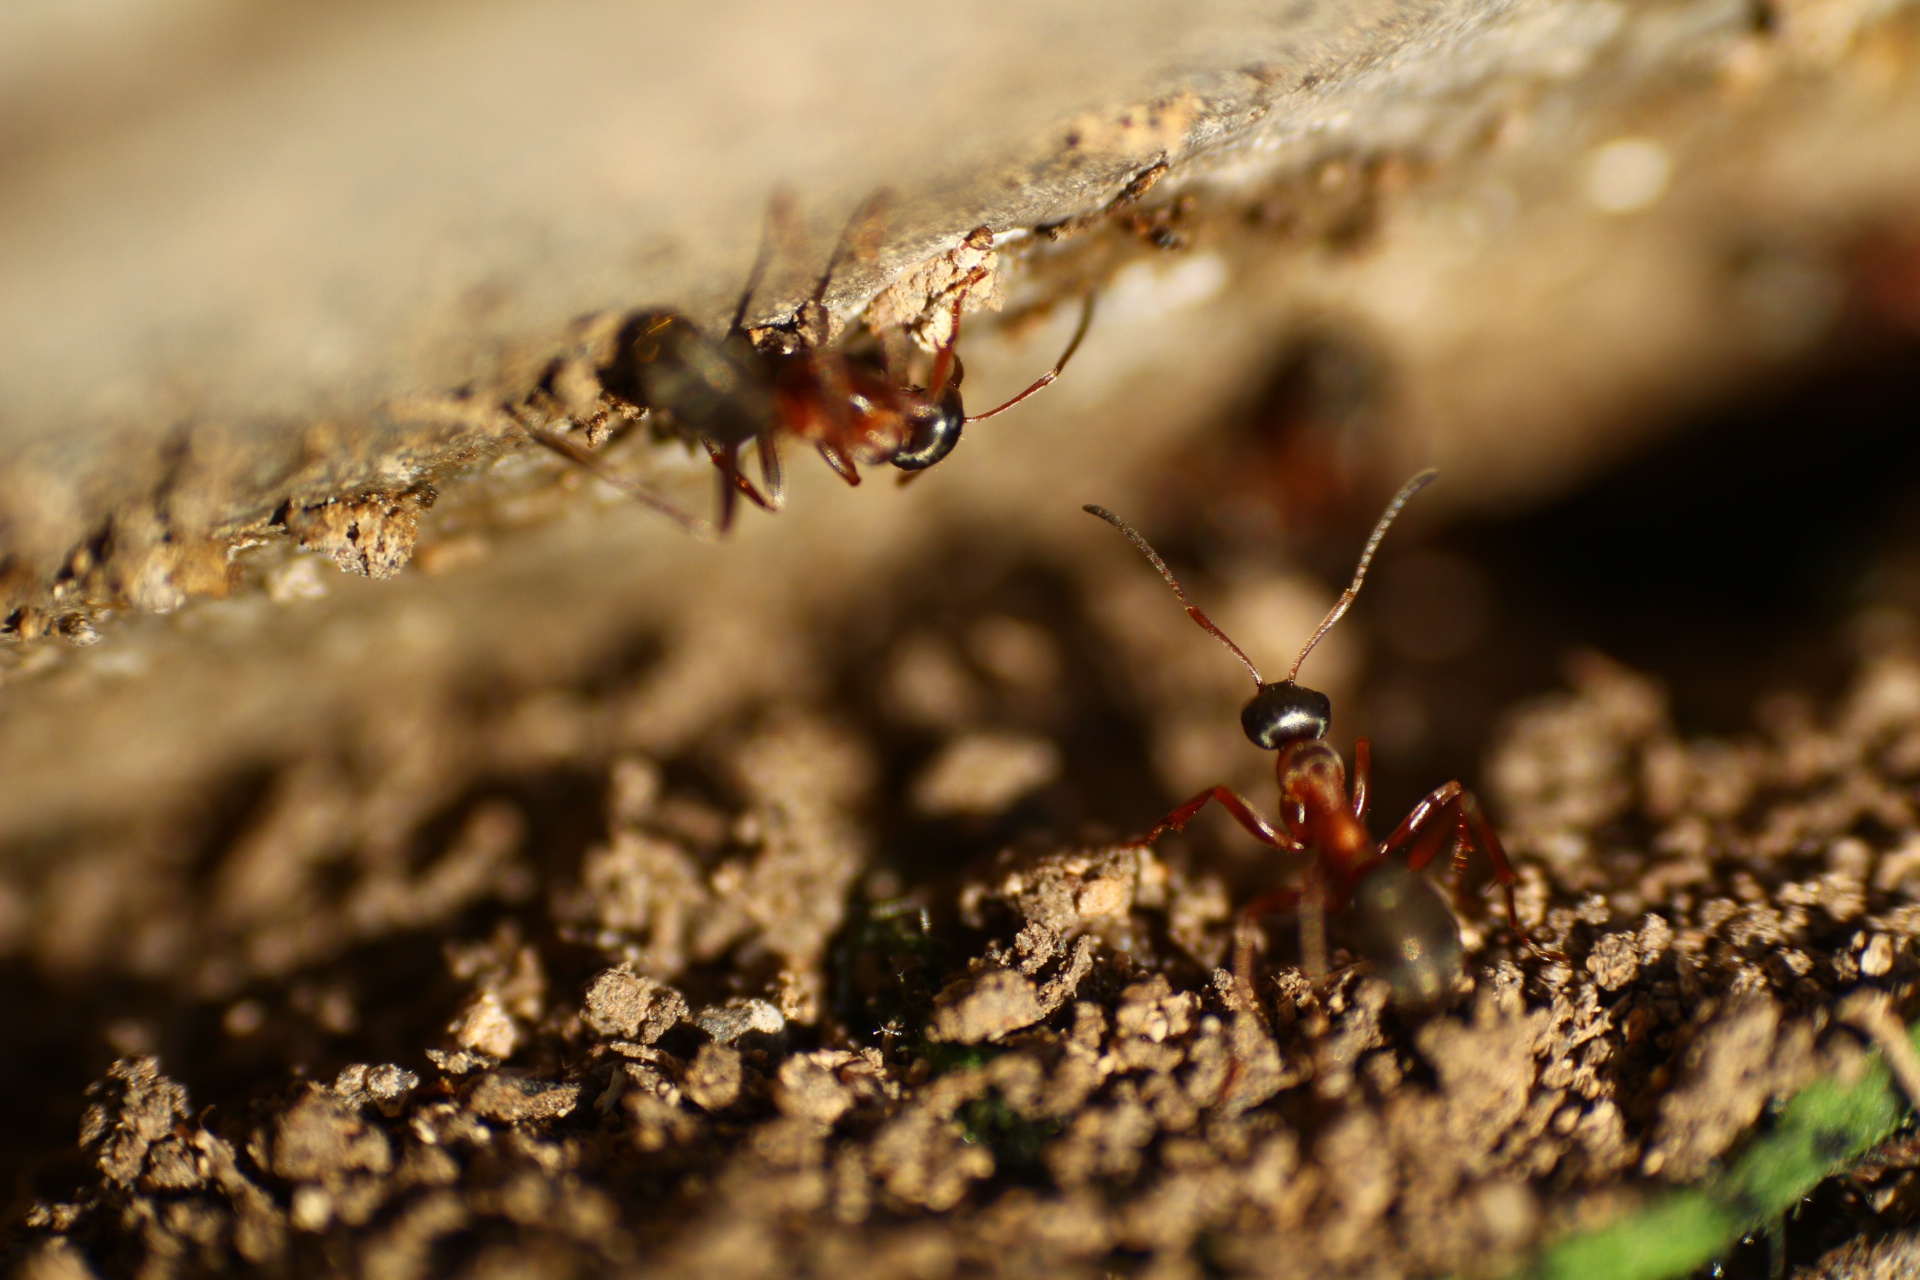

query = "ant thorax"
[
  {"left": 1276, "top": 740, "right": 1372, "bottom": 872},
  {"left": 1276, "top": 738, "right": 1345, "bottom": 807}
]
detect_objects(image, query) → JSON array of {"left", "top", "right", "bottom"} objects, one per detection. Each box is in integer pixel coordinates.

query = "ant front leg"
[
  {"left": 1144, "top": 786, "right": 1289, "bottom": 850},
  {"left": 1379, "top": 782, "right": 1564, "bottom": 961},
  {"left": 1144, "top": 786, "right": 1307, "bottom": 1000},
  {"left": 924, "top": 268, "right": 990, "bottom": 399}
]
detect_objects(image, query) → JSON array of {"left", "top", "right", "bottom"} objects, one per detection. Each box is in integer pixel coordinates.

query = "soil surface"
[
  {"left": 8, "top": 450, "right": 1920, "bottom": 1279},
  {"left": 8, "top": 6, "right": 1920, "bottom": 1277}
]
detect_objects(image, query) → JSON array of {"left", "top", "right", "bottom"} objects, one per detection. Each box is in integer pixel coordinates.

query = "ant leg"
[
  {"left": 1146, "top": 785, "right": 1298, "bottom": 990},
  {"left": 1382, "top": 784, "right": 1565, "bottom": 961},
  {"left": 1377, "top": 780, "right": 1463, "bottom": 858},
  {"left": 706, "top": 440, "right": 778, "bottom": 532},
  {"left": 963, "top": 294, "right": 1095, "bottom": 423},
  {"left": 1298, "top": 879, "right": 1330, "bottom": 985},
  {"left": 756, "top": 431, "right": 785, "bottom": 507},
  {"left": 518, "top": 421, "right": 717, "bottom": 539},
  {"left": 1144, "top": 786, "right": 1288, "bottom": 848},
  {"left": 1402, "top": 808, "right": 1465, "bottom": 875},
  {"left": 800, "top": 190, "right": 890, "bottom": 346},
  {"left": 1459, "top": 789, "right": 1567, "bottom": 961},
  {"left": 1352, "top": 737, "right": 1372, "bottom": 821},
  {"left": 815, "top": 442, "right": 862, "bottom": 486},
  {"left": 706, "top": 441, "right": 777, "bottom": 511},
  {"left": 730, "top": 189, "right": 796, "bottom": 336},
  {"left": 1232, "top": 885, "right": 1304, "bottom": 996},
  {"left": 925, "top": 266, "right": 991, "bottom": 399},
  {"left": 814, "top": 358, "right": 861, "bottom": 466}
]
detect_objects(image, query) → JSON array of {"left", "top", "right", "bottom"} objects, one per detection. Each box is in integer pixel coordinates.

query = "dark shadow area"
[{"left": 1357, "top": 330, "right": 1920, "bottom": 826}]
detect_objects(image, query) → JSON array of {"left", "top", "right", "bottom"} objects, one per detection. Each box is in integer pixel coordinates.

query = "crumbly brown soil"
[{"left": 8, "top": 500, "right": 1920, "bottom": 1280}]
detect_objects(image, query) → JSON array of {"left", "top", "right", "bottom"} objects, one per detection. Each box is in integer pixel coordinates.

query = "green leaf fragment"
[{"left": 1516, "top": 1022, "right": 1917, "bottom": 1280}]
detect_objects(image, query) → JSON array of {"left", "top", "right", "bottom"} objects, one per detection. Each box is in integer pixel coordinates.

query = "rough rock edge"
[{"left": 14, "top": 0, "right": 1908, "bottom": 652}]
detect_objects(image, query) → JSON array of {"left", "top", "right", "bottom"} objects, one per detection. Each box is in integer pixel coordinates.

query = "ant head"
[
  {"left": 1240, "top": 681, "right": 1332, "bottom": 750},
  {"left": 894, "top": 292, "right": 1092, "bottom": 473},
  {"left": 890, "top": 374, "right": 966, "bottom": 472},
  {"left": 1085, "top": 468, "right": 1436, "bottom": 750}
]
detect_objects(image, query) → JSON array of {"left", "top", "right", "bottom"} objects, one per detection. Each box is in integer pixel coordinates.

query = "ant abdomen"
[
  {"left": 1344, "top": 860, "right": 1464, "bottom": 1007},
  {"left": 598, "top": 312, "right": 771, "bottom": 449}
]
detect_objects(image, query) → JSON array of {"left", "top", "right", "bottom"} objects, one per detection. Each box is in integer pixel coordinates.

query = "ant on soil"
[
  {"left": 1086, "top": 470, "right": 1558, "bottom": 1007},
  {"left": 521, "top": 195, "right": 1094, "bottom": 536}
]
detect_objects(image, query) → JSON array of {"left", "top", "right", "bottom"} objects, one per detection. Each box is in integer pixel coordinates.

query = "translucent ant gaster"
[
  {"left": 522, "top": 195, "right": 1093, "bottom": 536},
  {"left": 1086, "top": 470, "right": 1553, "bottom": 1006}
]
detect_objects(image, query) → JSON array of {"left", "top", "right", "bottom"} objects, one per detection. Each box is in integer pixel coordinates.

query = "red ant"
[
  {"left": 1085, "top": 470, "right": 1553, "bottom": 1006},
  {"left": 521, "top": 195, "right": 1093, "bottom": 535}
]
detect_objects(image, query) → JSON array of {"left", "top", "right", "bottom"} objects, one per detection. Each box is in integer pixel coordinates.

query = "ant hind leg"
[
  {"left": 732, "top": 189, "right": 798, "bottom": 336},
  {"left": 1232, "top": 885, "right": 1308, "bottom": 999},
  {"left": 517, "top": 418, "right": 716, "bottom": 538},
  {"left": 1460, "top": 789, "right": 1567, "bottom": 962},
  {"left": 1380, "top": 784, "right": 1565, "bottom": 961},
  {"left": 799, "top": 190, "right": 891, "bottom": 347}
]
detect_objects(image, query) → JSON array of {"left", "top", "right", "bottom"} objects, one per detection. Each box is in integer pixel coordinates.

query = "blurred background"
[{"left": 3, "top": 0, "right": 1920, "bottom": 1249}]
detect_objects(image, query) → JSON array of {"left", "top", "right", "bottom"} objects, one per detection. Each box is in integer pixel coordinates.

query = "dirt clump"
[{"left": 10, "top": 610, "right": 1920, "bottom": 1278}]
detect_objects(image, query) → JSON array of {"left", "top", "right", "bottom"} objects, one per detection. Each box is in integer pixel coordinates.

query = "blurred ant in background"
[
  {"left": 1156, "top": 325, "right": 1391, "bottom": 551},
  {"left": 520, "top": 194, "right": 1093, "bottom": 534},
  {"left": 1087, "top": 470, "right": 1555, "bottom": 1006}
]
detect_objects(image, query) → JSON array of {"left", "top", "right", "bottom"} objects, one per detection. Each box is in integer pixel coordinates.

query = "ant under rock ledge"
[{"left": 518, "top": 193, "right": 1093, "bottom": 536}]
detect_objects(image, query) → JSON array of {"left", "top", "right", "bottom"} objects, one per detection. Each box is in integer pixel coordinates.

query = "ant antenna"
[
  {"left": 965, "top": 296, "right": 1095, "bottom": 423},
  {"left": 925, "top": 267, "right": 991, "bottom": 401},
  {"left": 1083, "top": 504, "right": 1263, "bottom": 687},
  {"left": 1287, "top": 468, "right": 1437, "bottom": 682}
]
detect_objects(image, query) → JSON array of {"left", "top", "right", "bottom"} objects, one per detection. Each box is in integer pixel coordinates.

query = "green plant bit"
[{"left": 1513, "top": 1006, "right": 1920, "bottom": 1280}]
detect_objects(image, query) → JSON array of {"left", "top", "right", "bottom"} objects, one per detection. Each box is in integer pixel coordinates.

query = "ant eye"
[
  {"left": 1239, "top": 681, "right": 1332, "bottom": 750},
  {"left": 890, "top": 397, "right": 964, "bottom": 471}
]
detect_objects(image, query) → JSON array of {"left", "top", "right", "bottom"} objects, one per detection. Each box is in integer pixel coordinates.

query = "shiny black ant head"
[
  {"left": 1240, "top": 680, "right": 1332, "bottom": 750},
  {"left": 890, "top": 371, "right": 966, "bottom": 472}
]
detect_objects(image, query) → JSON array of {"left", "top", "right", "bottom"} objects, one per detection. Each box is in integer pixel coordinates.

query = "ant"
[
  {"left": 1085, "top": 470, "right": 1555, "bottom": 1007},
  {"left": 521, "top": 195, "right": 1094, "bottom": 535}
]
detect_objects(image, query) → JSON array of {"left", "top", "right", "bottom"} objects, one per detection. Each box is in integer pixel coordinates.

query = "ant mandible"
[
  {"left": 522, "top": 194, "right": 1094, "bottom": 535},
  {"left": 1085, "top": 470, "right": 1554, "bottom": 1006}
]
